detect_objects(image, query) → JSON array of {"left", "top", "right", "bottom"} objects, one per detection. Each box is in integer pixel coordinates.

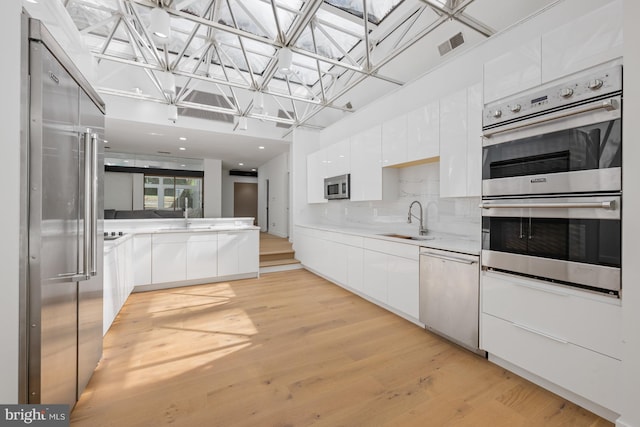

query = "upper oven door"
[{"left": 482, "top": 95, "right": 621, "bottom": 197}]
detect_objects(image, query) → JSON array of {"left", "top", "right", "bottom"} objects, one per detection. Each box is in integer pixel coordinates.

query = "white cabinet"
[
  {"left": 350, "top": 125, "right": 387, "bottom": 201},
  {"left": 186, "top": 233, "right": 218, "bottom": 280},
  {"left": 466, "top": 82, "right": 482, "bottom": 197},
  {"left": 326, "top": 139, "right": 350, "bottom": 177},
  {"left": 363, "top": 249, "right": 388, "bottom": 303},
  {"left": 152, "top": 233, "right": 188, "bottom": 284},
  {"left": 363, "top": 238, "right": 420, "bottom": 319},
  {"left": 439, "top": 83, "right": 482, "bottom": 198},
  {"left": 439, "top": 88, "right": 468, "bottom": 198},
  {"left": 407, "top": 101, "right": 439, "bottom": 161},
  {"left": 306, "top": 149, "right": 328, "bottom": 204},
  {"left": 346, "top": 245, "right": 364, "bottom": 293},
  {"left": 541, "top": 0, "right": 622, "bottom": 84},
  {"left": 481, "top": 271, "right": 622, "bottom": 413},
  {"left": 104, "top": 238, "right": 135, "bottom": 334},
  {"left": 133, "top": 234, "right": 152, "bottom": 286},
  {"left": 483, "top": 37, "right": 541, "bottom": 103},
  {"left": 386, "top": 255, "right": 419, "bottom": 319},
  {"left": 381, "top": 114, "right": 408, "bottom": 166},
  {"left": 218, "top": 230, "right": 259, "bottom": 277}
]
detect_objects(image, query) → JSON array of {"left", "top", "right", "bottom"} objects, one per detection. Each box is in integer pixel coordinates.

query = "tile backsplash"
[{"left": 308, "top": 162, "right": 481, "bottom": 240}]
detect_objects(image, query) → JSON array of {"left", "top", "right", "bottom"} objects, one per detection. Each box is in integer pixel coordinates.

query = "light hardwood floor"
[{"left": 71, "top": 269, "right": 612, "bottom": 426}]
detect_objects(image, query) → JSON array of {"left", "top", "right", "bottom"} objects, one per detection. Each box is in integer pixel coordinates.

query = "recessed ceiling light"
[
  {"left": 179, "top": 147, "right": 186, "bottom": 151},
  {"left": 238, "top": 162, "right": 244, "bottom": 166},
  {"left": 251, "top": 168, "right": 256, "bottom": 172},
  {"left": 179, "top": 137, "right": 187, "bottom": 141},
  {"left": 103, "top": 139, "right": 108, "bottom": 143},
  {"left": 181, "top": 164, "right": 186, "bottom": 167},
  {"left": 149, "top": 132, "right": 163, "bottom": 136},
  {"left": 123, "top": 160, "right": 129, "bottom": 163},
  {"left": 258, "top": 146, "right": 265, "bottom": 150},
  {"left": 25, "top": 0, "right": 38, "bottom": 3}
]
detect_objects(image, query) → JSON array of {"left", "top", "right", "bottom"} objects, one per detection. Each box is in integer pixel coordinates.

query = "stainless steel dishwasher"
[{"left": 419, "top": 248, "right": 484, "bottom": 355}]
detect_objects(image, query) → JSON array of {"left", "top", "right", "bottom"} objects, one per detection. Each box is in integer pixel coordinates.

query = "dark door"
[{"left": 234, "top": 182, "right": 258, "bottom": 226}]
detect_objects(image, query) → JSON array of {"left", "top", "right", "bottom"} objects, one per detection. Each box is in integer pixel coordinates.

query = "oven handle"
[
  {"left": 483, "top": 98, "right": 619, "bottom": 137},
  {"left": 479, "top": 200, "right": 616, "bottom": 210}
]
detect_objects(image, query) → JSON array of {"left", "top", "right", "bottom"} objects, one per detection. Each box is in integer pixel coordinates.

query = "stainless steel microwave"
[{"left": 324, "top": 174, "right": 350, "bottom": 200}]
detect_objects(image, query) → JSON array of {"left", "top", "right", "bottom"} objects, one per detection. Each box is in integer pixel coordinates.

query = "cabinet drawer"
[
  {"left": 332, "top": 233, "right": 363, "bottom": 247},
  {"left": 482, "top": 271, "right": 622, "bottom": 360},
  {"left": 363, "top": 238, "right": 419, "bottom": 260},
  {"left": 186, "top": 232, "right": 218, "bottom": 242},
  {"left": 482, "top": 313, "right": 621, "bottom": 413}
]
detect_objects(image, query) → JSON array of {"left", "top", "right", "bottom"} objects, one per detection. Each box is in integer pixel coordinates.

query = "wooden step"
[
  {"left": 260, "top": 250, "right": 295, "bottom": 263},
  {"left": 259, "top": 258, "right": 301, "bottom": 268}
]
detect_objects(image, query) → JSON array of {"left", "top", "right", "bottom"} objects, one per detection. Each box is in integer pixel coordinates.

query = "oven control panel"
[{"left": 483, "top": 63, "right": 622, "bottom": 129}]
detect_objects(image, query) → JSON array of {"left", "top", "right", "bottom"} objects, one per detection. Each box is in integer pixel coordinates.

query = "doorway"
[{"left": 234, "top": 182, "right": 258, "bottom": 225}]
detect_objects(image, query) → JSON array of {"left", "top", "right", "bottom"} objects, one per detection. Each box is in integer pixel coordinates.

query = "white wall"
[
  {"left": 258, "top": 152, "right": 290, "bottom": 238},
  {"left": 619, "top": 2, "right": 640, "bottom": 426},
  {"left": 1, "top": 2, "right": 22, "bottom": 403},
  {"left": 221, "top": 169, "right": 258, "bottom": 218},
  {"left": 203, "top": 158, "right": 222, "bottom": 217}
]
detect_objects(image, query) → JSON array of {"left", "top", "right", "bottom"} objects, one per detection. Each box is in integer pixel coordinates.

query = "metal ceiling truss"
[{"left": 67, "top": 0, "right": 486, "bottom": 135}]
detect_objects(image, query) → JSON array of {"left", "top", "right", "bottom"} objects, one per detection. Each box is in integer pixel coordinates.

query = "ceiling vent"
[
  {"left": 438, "top": 32, "right": 465, "bottom": 56},
  {"left": 230, "top": 169, "right": 258, "bottom": 177},
  {"left": 275, "top": 110, "right": 295, "bottom": 129},
  {"left": 177, "top": 88, "right": 235, "bottom": 123}
]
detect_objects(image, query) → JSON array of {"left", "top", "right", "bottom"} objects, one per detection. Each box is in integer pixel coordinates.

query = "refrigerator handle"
[
  {"left": 80, "top": 130, "right": 92, "bottom": 281},
  {"left": 90, "top": 132, "right": 98, "bottom": 276}
]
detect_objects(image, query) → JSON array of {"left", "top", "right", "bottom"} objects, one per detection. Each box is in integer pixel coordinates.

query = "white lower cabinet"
[
  {"left": 386, "top": 255, "right": 419, "bottom": 319},
  {"left": 481, "top": 271, "right": 622, "bottom": 413},
  {"left": 152, "top": 233, "right": 188, "bottom": 284},
  {"left": 186, "top": 233, "right": 218, "bottom": 280},
  {"left": 363, "top": 249, "right": 388, "bottom": 303},
  {"left": 346, "top": 245, "right": 364, "bottom": 293},
  {"left": 132, "top": 234, "right": 152, "bottom": 286},
  {"left": 218, "top": 230, "right": 259, "bottom": 277},
  {"left": 104, "top": 238, "right": 134, "bottom": 334}
]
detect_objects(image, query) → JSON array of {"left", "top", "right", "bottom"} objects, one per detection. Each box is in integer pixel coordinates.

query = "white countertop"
[{"left": 296, "top": 223, "right": 481, "bottom": 256}]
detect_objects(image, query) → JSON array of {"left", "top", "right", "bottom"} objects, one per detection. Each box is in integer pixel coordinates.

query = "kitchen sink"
[{"left": 378, "top": 233, "right": 435, "bottom": 241}]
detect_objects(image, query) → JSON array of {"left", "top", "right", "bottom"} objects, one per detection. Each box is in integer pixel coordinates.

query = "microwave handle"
[
  {"left": 479, "top": 200, "right": 616, "bottom": 210},
  {"left": 483, "top": 98, "right": 619, "bottom": 137}
]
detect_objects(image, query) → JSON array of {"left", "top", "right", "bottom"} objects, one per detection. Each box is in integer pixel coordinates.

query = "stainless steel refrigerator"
[{"left": 19, "top": 14, "right": 105, "bottom": 407}]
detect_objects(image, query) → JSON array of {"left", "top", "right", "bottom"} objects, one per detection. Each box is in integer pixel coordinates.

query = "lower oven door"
[{"left": 480, "top": 195, "right": 621, "bottom": 295}]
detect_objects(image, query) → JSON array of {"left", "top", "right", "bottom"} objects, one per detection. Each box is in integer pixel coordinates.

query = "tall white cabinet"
[{"left": 350, "top": 126, "right": 383, "bottom": 201}]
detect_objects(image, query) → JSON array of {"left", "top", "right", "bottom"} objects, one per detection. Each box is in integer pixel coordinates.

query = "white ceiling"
[{"left": 58, "top": 0, "right": 559, "bottom": 170}]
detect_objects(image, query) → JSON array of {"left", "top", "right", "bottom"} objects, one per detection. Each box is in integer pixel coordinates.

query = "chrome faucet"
[{"left": 408, "top": 200, "right": 427, "bottom": 236}]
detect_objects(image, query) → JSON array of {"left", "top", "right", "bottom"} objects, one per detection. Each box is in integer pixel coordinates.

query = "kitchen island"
[{"left": 102, "top": 217, "right": 259, "bottom": 334}]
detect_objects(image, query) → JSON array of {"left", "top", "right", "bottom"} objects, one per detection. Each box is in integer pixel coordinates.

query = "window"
[{"left": 144, "top": 175, "right": 203, "bottom": 217}]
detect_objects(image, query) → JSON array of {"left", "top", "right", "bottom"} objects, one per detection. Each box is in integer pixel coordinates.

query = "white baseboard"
[{"left": 133, "top": 272, "right": 258, "bottom": 292}]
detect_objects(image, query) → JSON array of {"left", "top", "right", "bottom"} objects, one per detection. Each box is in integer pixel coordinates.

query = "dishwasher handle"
[{"left": 420, "top": 251, "right": 478, "bottom": 265}]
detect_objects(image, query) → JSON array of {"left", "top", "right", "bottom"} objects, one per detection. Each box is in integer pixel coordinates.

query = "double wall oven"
[{"left": 481, "top": 62, "right": 622, "bottom": 297}]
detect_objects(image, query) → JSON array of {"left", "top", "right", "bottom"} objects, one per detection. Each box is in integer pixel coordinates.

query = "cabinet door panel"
[
  {"left": 387, "top": 256, "right": 419, "bottom": 319},
  {"left": 466, "top": 82, "right": 483, "bottom": 197},
  {"left": 483, "top": 37, "right": 541, "bottom": 103},
  {"left": 187, "top": 234, "right": 218, "bottom": 280},
  {"left": 363, "top": 250, "right": 388, "bottom": 303},
  {"left": 152, "top": 241, "right": 187, "bottom": 283},
  {"left": 351, "top": 126, "right": 382, "bottom": 201},
  {"left": 407, "top": 101, "right": 439, "bottom": 161},
  {"left": 541, "top": 0, "right": 622, "bottom": 83},
  {"left": 217, "top": 232, "right": 239, "bottom": 276},
  {"left": 237, "top": 231, "right": 259, "bottom": 274},
  {"left": 133, "top": 234, "right": 152, "bottom": 286},
  {"left": 307, "top": 149, "right": 328, "bottom": 204},
  {"left": 439, "top": 88, "right": 468, "bottom": 198},
  {"left": 347, "top": 246, "right": 364, "bottom": 292},
  {"left": 327, "top": 139, "right": 350, "bottom": 177},
  {"left": 382, "top": 114, "right": 408, "bottom": 166}
]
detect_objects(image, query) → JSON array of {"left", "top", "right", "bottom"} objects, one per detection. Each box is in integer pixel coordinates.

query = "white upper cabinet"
[
  {"left": 327, "top": 138, "right": 350, "bottom": 177},
  {"left": 306, "top": 148, "right": 328, "bottom": 204},
  {"left": 350, "top": 126, "right": 383, "bottom": 201},
  {"left": 483, "top": 36, "right": 541, "bottom": 104},
  {"left": 407, "top": 100, "right": 439, "bottom": 161},
  {"left": 439, "top": 88, "right": 468, "bottom": 198},
  {"left": 439, "top": 84, "right": 482, "bottom": 198},
  {"left": 466, "top": 82, "right": 482, "bottom": 197},
  {"left": 541, "top": 0, "right": 622, "bottom": 83},
  {"left": 381, "top": 114, "right": 408, "bottom": 166}
]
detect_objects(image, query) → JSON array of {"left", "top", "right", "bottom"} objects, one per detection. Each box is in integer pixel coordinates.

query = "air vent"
[
  {"left": 275, "top": 110, "right": 295, "bottom": 129},
  {"left": 157, "top": 150, "right": 171, "bottom": 155},
  {"left": 438, "top": 32, "right": 465, "bottom": 56},
  {"left": 230, "top": 169, "right": 258, "bottom": 177},
  {"left": 177, "top": 87, "right": 235, "bottom": 123}
]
